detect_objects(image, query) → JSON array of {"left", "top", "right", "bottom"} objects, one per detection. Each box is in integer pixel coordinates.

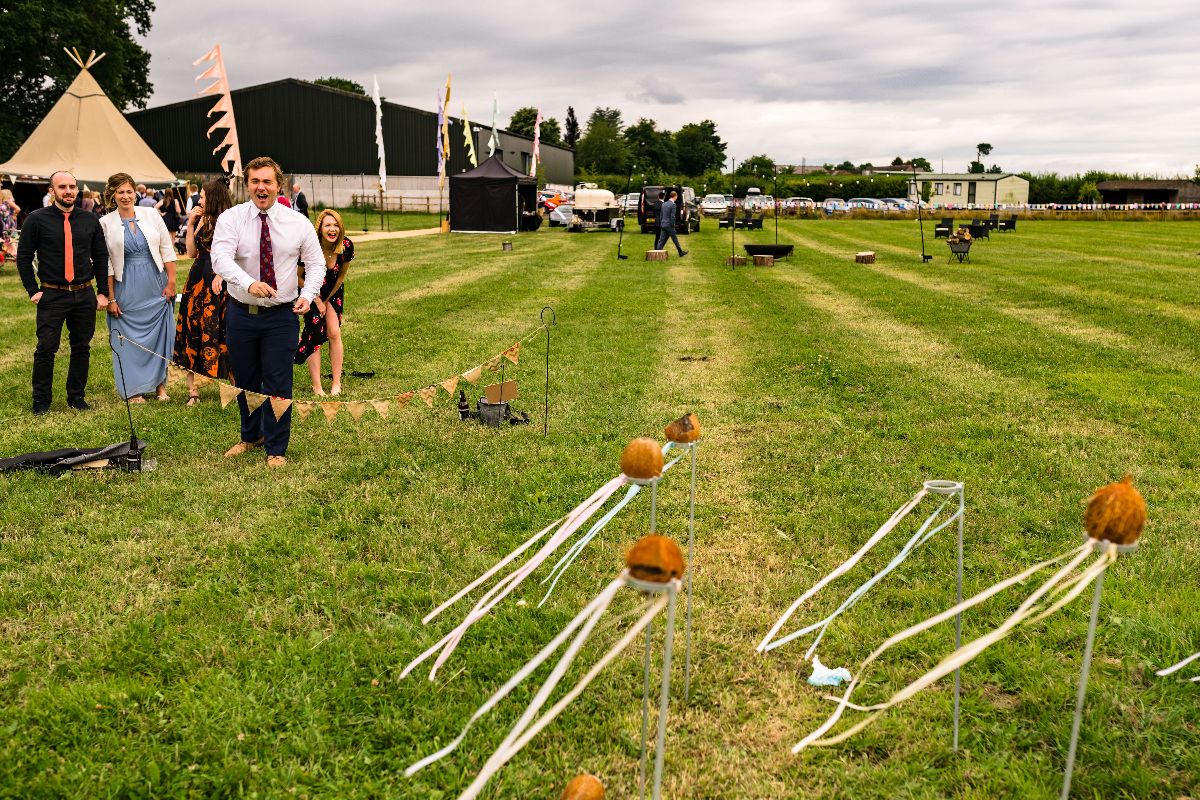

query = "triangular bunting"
[
  {"left": 194, "top": 375, "right": 213, "bottom": 388},
  {"left": 418, "top": 386, "right": 438, "bottom": 407},
  {"left": 244, "top": 392, "right": 267, "bottom": 414},
  {"left": 441, "top": 376, "right": 459, "bottom": 395},
  {"left": 484, "top": 356, "right": 502, "bottom": 372},
  {"left": 371, "top": 400, "right": 390, "bottom": 418},
  {"left": 347, "top": 402, "right": 368, "bottom": 421},
  {"left": 322, "top": 402, "right": 341, "bottom": 422},
  {"left": 461, "top": 365, "right": 483, "bottom": 385},
  {"left": 396, "top": 391, "right": 415, "bottom": 409},
  {"left": 270, "top": 396, "right": 292, "bottom": 421},
  {"left": 296, "top": 402, "right": 313, "bottom": 421},
  {"left": 219, "top": 382, "right": 242, "bottom": 409},
  {"left": 503, "top": 342, "right": 521, "bottom": 365}
]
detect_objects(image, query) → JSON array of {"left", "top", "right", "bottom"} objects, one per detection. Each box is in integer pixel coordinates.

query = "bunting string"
[{"left": 111, "top": 324, "right": 545, "bottom": 423}]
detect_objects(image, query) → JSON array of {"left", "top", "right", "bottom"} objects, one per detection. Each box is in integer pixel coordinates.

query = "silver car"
[{"left": 548, "top": 204, "right": 573, "bottom": 227}]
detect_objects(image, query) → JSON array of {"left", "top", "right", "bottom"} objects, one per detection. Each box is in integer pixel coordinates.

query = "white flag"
[
  {"left": 530, "top": 107, "right": 542, "bottom": 177},
  {"left": 372, "top": 75, "right": 387, "bottom": 193},
  {"left": 488, "top": 93, "right": 499, "bottom": 158}
]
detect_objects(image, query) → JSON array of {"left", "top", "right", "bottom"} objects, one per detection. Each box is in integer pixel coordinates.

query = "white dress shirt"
[{"left": 210, "top": 200, "right": 326, "bottom": 307}]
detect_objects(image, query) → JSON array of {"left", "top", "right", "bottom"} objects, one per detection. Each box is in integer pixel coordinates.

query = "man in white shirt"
[{"left": 211, "top": 156, "right": 326, "bottom": 467}]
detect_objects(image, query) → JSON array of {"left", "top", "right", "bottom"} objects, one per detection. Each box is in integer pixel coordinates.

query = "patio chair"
[
  {"left": 968, "top": 222, "right": 990, "bottom": 240},
  {"left": 987, "top": 213, "right": 1000, "bottom": 230},
  {"left": 934, "top": 217, "right": 953, "bottom": 238},
  {"left": 999, "top": 214, "right": 1017, "bottom": 232}
]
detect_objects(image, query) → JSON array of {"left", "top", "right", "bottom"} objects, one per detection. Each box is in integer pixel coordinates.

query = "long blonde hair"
[
  {"left": 103, "top": 172, "right": 136, "bottom": 213},
  {"left": 314, "top": 209, "right": 346, "bottom": 258}
]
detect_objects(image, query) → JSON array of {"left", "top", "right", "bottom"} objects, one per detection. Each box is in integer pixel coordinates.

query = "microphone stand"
[{"left": 108, "top": 328, "right": 142, "bottom": 472}]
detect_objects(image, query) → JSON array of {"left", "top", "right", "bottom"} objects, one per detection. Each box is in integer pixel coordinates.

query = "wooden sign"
[{"left": 485, "top": 380, "right": 518, "bottom": 404}]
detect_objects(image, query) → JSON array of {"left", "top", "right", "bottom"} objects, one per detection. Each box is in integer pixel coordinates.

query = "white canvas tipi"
[{"left": 0, "top": 49, "right": 175, "bottom": 184}]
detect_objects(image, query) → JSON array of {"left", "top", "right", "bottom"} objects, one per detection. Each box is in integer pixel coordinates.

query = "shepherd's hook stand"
[
  {"left": 1060, "top": 538, "right": 1138, "bottom": 799},
  {"left": 540, "top": 307, "right": 555, "bottom": 435},
  {"left": 628, "top": 574, "right": 679, "bottom": 800},
  {"left": 923, "top": 479, "right": 965, "bottom": 751},
  {"left": 666, "top": 440, "right": 700, "bottom": 703}
]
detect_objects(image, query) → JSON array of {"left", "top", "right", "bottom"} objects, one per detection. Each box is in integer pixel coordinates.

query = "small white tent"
[{"left": 0, "top": 50, "right": 175, "bottom": 184}]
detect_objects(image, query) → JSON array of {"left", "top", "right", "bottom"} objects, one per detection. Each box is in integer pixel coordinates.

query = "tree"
[
  {"left": 575, "top": 107, "right": 628, "bottom": 173},
  {"left": 507, "top": 107, "right": 540, "bottom": 138},
  {"left": 1077, "top": 181, "right": 1101, "bottom": 203},
  {"left": 314, "top": 76, "right": 365, "bottom": 95},
  {"left": 1, "top": 0, "right": 156, "bottom": 160},
  {"left": 968, "top": 161, "right": 986, "bottom": 174},
  {"left": 674, "top": 120, "right": 726, "bottom": 176},
  {"left": 736, "top": 154, "right": 776, "bottom": 184},
  {"left": 912, "top": 157, "right": 932, "bottom": 171},
  {"left": 976, "top": 143, "right": 993, "bottom": 162},
  {"left": 891, "top": 156, "right": 905, "bottom": 166},
  {"left": 623, "top": 118, "right": 677, "bottom": 173},
  {"left": 507, "top": 106, "right": 562, "bottom": 145},
  {"left": 835, "top": 161, "right": 857, "bottom": 173},
  {"left": 986, "top": 164, "right": 1003, "bottom": 174},
  {"left": 563, "top": 106, "right": 580, "bottom": 149}
]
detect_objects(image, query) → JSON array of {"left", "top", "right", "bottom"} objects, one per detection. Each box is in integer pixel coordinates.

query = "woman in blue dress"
[{"left": 99, "top": 173, "right": 178, "bottom": 402}]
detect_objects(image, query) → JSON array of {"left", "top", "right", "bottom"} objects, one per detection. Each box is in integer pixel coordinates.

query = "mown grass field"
[{"left": 0, "top": 217, "right": 1197, "bottom": 799}]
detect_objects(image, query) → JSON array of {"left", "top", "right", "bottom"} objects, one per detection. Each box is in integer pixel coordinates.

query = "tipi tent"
[
  {"left": 0, "top": 50, "right": 176, "bottom": 184},
  {"left": 449, "top": 154, "right": 538, "bottom": 234}
]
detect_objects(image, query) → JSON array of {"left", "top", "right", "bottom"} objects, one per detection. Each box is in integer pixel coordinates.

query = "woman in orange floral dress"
[{"left": 173, "top": 179, "right": 233, "bottom": 405}]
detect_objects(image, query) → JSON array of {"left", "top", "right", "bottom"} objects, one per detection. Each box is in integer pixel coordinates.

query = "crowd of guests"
[{"left": 14, "top": 163, "right": 349, "bottom": 466}]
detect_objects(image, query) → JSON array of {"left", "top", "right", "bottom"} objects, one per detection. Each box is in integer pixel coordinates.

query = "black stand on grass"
[
  {"left": 617, "top": 164, "right": 636, "bottom": 260},
  {"left": 913, "top": 165, "right": 932, "bottom": 263},
  {"left": 108, "top": 329, "right": 143, "bottom": 472},
  {"left": 729, "top": 158, "right": 737, "bottom": 269},
  {"left": 540, "top": 307, "right": 556, "bottom": 435}
]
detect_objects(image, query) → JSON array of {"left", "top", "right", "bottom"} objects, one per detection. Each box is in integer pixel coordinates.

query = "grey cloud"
[{"left": 136, "top": 1, "right": 1200, "bottom": 175}]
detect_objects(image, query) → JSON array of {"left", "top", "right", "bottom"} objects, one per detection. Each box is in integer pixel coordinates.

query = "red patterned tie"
[{"left": 258, "top": 212, "right": 277, "bottom": 289}]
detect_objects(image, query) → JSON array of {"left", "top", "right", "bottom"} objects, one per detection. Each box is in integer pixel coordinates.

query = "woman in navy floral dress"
[{"left": 295, "top": 209, "right": 353, "bottom": 396}]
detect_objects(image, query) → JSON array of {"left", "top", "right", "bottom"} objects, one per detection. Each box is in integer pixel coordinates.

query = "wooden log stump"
[
  {"left": 855, "top": 251, "right": 876, "bottom": 264},
  {"left": 646, "top": 250, "right": 668, "bottom": 261},
  {"left": 501, "top": 240, "right": 513, "bottom": 251},
  {"left": 753, "top": 254, "right": 775, "bottom": 266},
  {"left": 726, "top": 256, "right": 747, "bottom": 266}
]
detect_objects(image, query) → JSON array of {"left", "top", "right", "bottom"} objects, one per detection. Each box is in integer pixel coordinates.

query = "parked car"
[
  {"left": 785, "top": 197, "right": 816, "bottom": 210},
  {"left": 847, "top": 197, "right": 888, "bottom": 210},
  {"left": 742, "top": 187, "right": 766, "bottom": 212},
  {"left": 638, "top": 185, "right": 700, "bottom": 234},
  {"left": 881, "top": 197, "right": 912, "bottom": 211},
  {"left": 621, "top": 192, "right": 640, "bottom": 213},
  {"left": 548, "top": 204, "right": 573, "bottom": 226},
  {"left": 700, "top": 193, "right": 728, "bottom": 216},
  {"left": 822, "top": 198, "right": 849, "bottom": 214}
]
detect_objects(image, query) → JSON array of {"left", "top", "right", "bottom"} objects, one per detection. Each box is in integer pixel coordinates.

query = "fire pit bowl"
[{"left": 743, "top": 243, "right": 794, "bottom": 259}]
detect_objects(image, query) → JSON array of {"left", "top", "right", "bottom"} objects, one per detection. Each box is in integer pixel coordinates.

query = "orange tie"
[{"left": 62, "top": 210, "right": 74, "bottom": 283}]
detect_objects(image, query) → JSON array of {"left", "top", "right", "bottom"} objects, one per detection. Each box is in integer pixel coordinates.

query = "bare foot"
[
  {"left": 128, "top": 395, "right": 146, "bottom": 404},
  {"left": 156, "top": 393, "right": 171, "bottom": 402},
  {"left": 330, "top": 385, "right": 342, "bottom": 396},
  {"left": 312, "top": 386, "right": 326, "bottom": 397}
]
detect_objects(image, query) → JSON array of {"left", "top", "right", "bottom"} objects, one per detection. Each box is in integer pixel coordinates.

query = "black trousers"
[
  {"left": 226, "top": 302, "right": 298, "bottom": 456},
  {"left": 655, "top": 227, "right": 683, "bottom": 255},
  {"left": 33, "top": 287, "right": 96, "bottom": 408}
]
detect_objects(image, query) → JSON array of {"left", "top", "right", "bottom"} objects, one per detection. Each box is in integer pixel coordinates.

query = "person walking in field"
[{"left": 655, "top": 189, "right": 687, "bottom": 257}]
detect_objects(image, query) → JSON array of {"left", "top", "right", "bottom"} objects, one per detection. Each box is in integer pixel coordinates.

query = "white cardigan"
[{"left": 99, "top": 206, "right": 177, "bottom": 282}]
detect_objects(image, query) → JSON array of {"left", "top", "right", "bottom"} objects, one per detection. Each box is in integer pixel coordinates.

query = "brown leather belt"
[
  {"left": 41, "top": 282, "right": 93, "bottom": 292},
  {"left": 230, "top": 297, "right": 290, "bottom": 315}
]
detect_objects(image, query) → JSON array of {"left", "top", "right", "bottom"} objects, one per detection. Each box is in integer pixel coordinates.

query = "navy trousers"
[
  {"left": 226, "top": 302, "right": 298, "bottom": 456},
  {"left": 655, "top": 227, "right": 683, "bottom": 255}
]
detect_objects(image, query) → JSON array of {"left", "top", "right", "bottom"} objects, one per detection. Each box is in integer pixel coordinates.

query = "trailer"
[{"left": 567, "top": 183, "right": 623, "bottom": 232}]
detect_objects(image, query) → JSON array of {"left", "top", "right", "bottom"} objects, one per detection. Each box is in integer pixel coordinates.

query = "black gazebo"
[{"left": 449, "top": 154, "right": 539, "bottom": 233}]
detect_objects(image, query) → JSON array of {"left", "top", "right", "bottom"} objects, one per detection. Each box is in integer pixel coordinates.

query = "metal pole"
[
  {"left": 1060, "top": 567, "right": 1105, "bottom": 800},
  {"left": 651, "top": 582, "right": 679, "bottom": 800},
  {"left": 684, "top": 443, "right": 698, "bottom": 703},
  {"left": 730, "top": 159, "right": 737, "bottom": 266},
  {"left": 649, "top": 479, "right": 658, "bottom": 532},
  {"left": 360, "top": 172, "right": 367, "bottom": 232},
  {"left": 640, "top": 616, "right": 653, "bottom": 800},
  {"left": 953, "top": 484, "right": 964, "bottom": 751},
  {"left": 540, "top": 307, "right": 555, "bottom": 435}
]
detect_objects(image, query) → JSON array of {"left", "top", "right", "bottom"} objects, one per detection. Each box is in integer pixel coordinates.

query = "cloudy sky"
[{"left": 139, "top": 1, "right": 1197, "bottom": 176}]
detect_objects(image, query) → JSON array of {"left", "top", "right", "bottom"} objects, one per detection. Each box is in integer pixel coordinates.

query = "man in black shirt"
[
  {"left": 17, "top": 171, "right": 110, "bottom": 414},
  {"left": 291, "top": 183, "right": 309, "bottom": 217}
]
